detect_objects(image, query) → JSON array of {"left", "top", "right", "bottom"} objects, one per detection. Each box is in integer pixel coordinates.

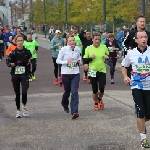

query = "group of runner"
[
  {"left": 4, "top": 14, "right": 150, "bottom": 148},
  {"left": 5, "top": 26, "right": 39, "bottom": 118}
]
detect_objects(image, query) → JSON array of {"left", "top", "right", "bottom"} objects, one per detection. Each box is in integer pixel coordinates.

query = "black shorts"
[
  {"left": 90, "top": 72, "right": 106, "bottom": 94},
  {"left": 132, "top": 89, "right": 150, "bottom": 119}
]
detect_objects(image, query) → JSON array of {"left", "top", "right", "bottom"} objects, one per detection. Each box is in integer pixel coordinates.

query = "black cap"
[
  {"left": 30, "top": 27, "right": 35, "bottom": 30},
  {"left": 72, "top": 26, "right": 77, "bottom": 29}
]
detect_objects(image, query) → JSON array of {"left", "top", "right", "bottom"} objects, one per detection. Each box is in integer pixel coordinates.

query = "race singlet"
[
  {"left": 15, "top": 66, "right": 25, "bottom": 74},
  {"left": 88, "top": 69, "right": 96, "bottom": 77},
  {"left": 67, "top": 62, "right": 78, "bottom": 69}
]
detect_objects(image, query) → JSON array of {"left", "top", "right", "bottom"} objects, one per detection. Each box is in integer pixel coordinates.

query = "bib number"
[
  {"left": 15, "top": 66, "right": 25, "bottom": 74},
  {"left": 108, "top": 47, "right": 114, "bottom": 52},
  {"left": 67, "top": 62, "right": 77, "bottom": 69},
  {"left": 88, "top": 69, "right": 96, "bottom": 77},
  {"left": 0, "top": 40, "right": 3, "bottom": 43}
]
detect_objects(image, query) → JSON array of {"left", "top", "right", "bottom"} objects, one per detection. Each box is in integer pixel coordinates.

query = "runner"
[
  {"left": 79, "top": 30, "right": 93, "bottom": 83},
  {"left": 5, "top": 36, "right": 17, "bottom": 57},
  {"left": 6, "top": 34, "right": 31, "bottom": 118},
  {"left": 23, "top": 33, "right": 38, "bottom": 82},
  {"left": 105, "top": 33, "right": 120, "bottom": 84},
  {"left": 72, "top": 26, "right": 82, "bottom": 55},
  {"left": 122, "top": 31, "right": 150, "bottom": 148},
  {"left": 0, "top": 29, "right": 5, "bottom": 61},
  {"left": 50, "top": 30, "right": 64, "bottom": 85},
  {"left": 56, "top": 35, "right": 82, "bottom": 119},
  {"left": 83, "top": 33, "right": 109, "bottom": 110}
]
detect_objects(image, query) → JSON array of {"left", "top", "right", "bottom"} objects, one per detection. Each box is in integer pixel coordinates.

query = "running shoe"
[
  {"left": 54, "top": 78, "right": 58, "bottom": 85},
  {"left": 29, "top": 78, "right": 32, "bottom": 82},
  {"left": 16, "top": 110, "right": 22, "bottom": 118},
  {"left": 94, "top": 104, "right": 99, "bottom": 111},
  {"left": 141, "top": 138, "right": 150, "bottom": 148},
  {"left": 32, "top": 74, "right": 36, "bottom": 80},
  {"left": 72, "top": 112, "right": 79, "bottom": 119},
  {"left": 22, "top": 105, "right": 29, "bottom": 117},
  {"left": 99, "top": 100, "right": 104, "bottom": 109},
  {"left": 111, "top": 78, "right": 114, "bottom": 84},
  {"left": 64, "top": 107, "right": 69, "bottom": 113},
  {"left": 83, "top": 76, "right": 87, "bottom": 81}
]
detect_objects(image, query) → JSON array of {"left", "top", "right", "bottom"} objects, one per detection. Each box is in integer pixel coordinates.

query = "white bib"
[
  {"left": 88, "top": 69, "right": 96, "bottom": 77},
  {"left": 15, "top": 66, "right": 25, "bottom": 74}
]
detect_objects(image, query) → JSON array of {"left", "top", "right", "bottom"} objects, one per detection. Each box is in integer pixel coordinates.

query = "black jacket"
[
  {"left": 7, "top": 48, "right": 32, "bottom": 77},
  {"left": 123, "top": 28, "right": 150, "bottom": 51},
  {"left": 79, "top": 31, "right": 93, "bottom": 57},
  {"left": 0, "top": 34, "right": 5, "bottom": 45}
]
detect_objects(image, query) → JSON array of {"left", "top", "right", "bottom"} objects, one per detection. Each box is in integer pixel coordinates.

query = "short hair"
[
  {"left": 92, "top": 33, "right": 100, "bottom": 38},
  {"left": 135, "top": 30, "right": 147, "bottom": 39},
  {"left": 136, "top": 15, "right": 145, "bottom": 21},
  {"left": 15, "top": 34, "right": 24, "bottom": 42},
  {"left": 16, "top": 27, "right": 21, "bottom": 30},
  {"left": 66, "top": 34, "right": 74, "bottom": 42},
  {"left": 108, "top": 33, "right": 114, "bottom": 38}
]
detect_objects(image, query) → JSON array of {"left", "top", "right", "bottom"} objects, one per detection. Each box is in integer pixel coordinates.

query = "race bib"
[
  {"left": 56, "top": 46, "right": 63, "bottom": 51},
  {"left": 135, "top": 64, "right": 150, "bottom": 73},
  {"left": 88, "top": 69, "right": 96, "bottom": 77},
  {"left": 15, "top": 66, "right": 25, "bottom": 74},
  {"left": 67, "top": 62, "right": 77, "bottom": 69},
  {"left": 108, "top": 47, "right": 114, "bottom": 52},
  {"left": 0, "top": 40, "right": 3, "bottom": 43}
]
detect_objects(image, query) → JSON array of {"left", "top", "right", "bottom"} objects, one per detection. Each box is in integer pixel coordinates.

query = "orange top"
[{"left": 5, "top": 44, "right": 17, "bottom": 56}]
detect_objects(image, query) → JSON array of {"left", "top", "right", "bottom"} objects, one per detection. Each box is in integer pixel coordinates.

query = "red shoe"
[
  {"left": 99, "top": 100, "right": 104, "bottom": 109},
  {"left": 83, "top": 76, "right": 87, "bottom": 81},
  {"left": 54, "top": 78, "right": 58, "bottom": 85},
  {"left": 72, "top": 112, "right": 79, "bottom": 119},
  {"left": 94, "top": 104, "right": 99, "bottom": 111}
]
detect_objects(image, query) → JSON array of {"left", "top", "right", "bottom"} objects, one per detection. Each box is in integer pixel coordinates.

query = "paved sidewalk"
[{"left": 0, "top": 90, "right": 147, "bottom": 150}]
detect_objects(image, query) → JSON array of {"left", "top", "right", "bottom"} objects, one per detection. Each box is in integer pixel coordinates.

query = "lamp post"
[
  {"left": 64, "top": 0, "right": 68, "bottom": 29},
  {"left": 103, "top": 0, "right": 106, "bottom": 33},
  {"left": 41, "top": 0, "right": 46, "bottom": 38},
  {"left": 30, "top": 0, "right": 33, "bottom": 27},
  {"left": 142, "top": 0, "right": 145, "bottom": 16},
  {"left": 15, "top": 1, "right": 17, "bottom": 26}
]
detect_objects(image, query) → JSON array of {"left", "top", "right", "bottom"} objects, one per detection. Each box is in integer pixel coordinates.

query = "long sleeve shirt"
[{"left": 56, "top": 45, "right": 81, "bottom": 74}]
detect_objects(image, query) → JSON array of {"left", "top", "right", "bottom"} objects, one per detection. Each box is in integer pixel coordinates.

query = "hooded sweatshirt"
[{"left": 50, "top": 36, "right": 64, "bottom": 58}]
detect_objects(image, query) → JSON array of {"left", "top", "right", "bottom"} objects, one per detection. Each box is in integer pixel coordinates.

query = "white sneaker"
[
  {"left": 22, "top": 105, "right": 29, "bottom": 117},
  {"left": 16, "top": 110, "right": 22, "bottom": 118}
]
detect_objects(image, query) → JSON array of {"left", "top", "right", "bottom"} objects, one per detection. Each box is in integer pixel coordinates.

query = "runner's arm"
[
  {"left": 49, "top": 39, "right": 58, "bottom": 50},
  {"left": 56, "top": 48, "right": 67, "bottom": 65},
  {"left": 83, "top": 48, "right": 92, "bottom": 64}
]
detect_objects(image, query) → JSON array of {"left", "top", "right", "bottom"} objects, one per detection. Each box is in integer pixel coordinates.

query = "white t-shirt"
[{"left": 123, "top": 47, "right": 150, "bottom": 90}]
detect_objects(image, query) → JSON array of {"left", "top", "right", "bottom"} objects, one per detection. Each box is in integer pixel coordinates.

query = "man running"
[
  {"left": 105, "top": 33, "right": 120, "bottom": 84},
  {"left": 79, "top": 30, "right": 93, "bottom": 83},
  {"left": 0, "top": 29, "right": 5, "bottom": 60},
  {"left": 83, "top": 33, "right": 109, "bottom": 110},
  {"left": 6, "top": 35, "right": 31, "bottom": 118},
  {"left": 122, "top": 31, "right": 150, "bottom": 148},
  {"left": 50, "top": 30, "right": 64, "bottom": 85},
  {"left": 72, "top": 26, "right": 82, "bottom": 55},
  {"left": 23, "top": 33, "right": 38, "bottom": 82}
]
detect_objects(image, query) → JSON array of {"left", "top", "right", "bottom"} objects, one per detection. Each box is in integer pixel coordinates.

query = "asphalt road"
[{"left": 0, "top": 39, "right": 145, "bottom": 150}]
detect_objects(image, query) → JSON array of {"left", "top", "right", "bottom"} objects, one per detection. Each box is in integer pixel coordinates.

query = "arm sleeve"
[
  {"left": 56, "top": 48, "right": 67, "bottom": 65},
  {"left": 6, "top": 52, "right": 14, "bottom": 67},
  {"left": 123, "top": 33, "right": 131, "bottom": 51},
  {"left": 121, "top": 53, "right": 131, "bottom": 67},
  {"left": 83, "top": 48, "right": 92, "bottom": 63},
  {"left": 50, "top": 39, "right": 58, "bottom": 50}
]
